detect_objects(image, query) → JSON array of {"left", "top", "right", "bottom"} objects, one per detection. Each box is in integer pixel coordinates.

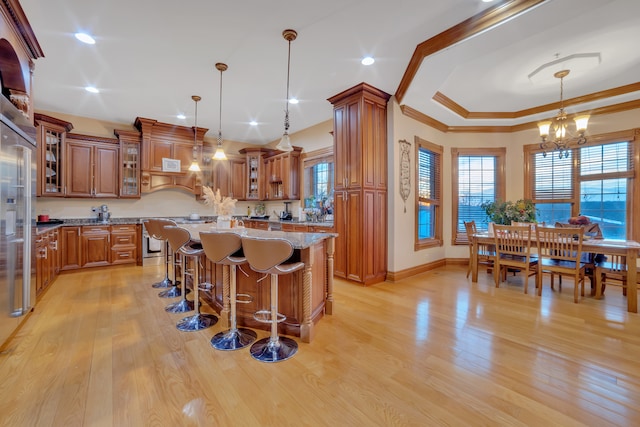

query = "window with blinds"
[
  {"left": 415, "top": 137, "right": 443, "bottom": 249},
  {"left": 527, "top": 138, "right": 636, "bottom": 239},
  {"left": 451, "top": 148, "right": 505, "bottom": 245}
]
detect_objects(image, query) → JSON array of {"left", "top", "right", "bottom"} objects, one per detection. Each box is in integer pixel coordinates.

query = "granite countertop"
[
  {"left": 180, "top": 223, "right": 337, "bottom": 249},
  {"left": 36, "top": 215, "right": 334, "bottom": 235}
]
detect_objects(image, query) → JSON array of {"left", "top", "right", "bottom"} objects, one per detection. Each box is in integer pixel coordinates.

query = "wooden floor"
[{"left": 1, "top": 264, "right": 640, "bottom": 426}]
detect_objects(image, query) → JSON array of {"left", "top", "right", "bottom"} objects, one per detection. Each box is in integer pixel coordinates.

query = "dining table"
[{"left": 471, "top": 232, "right": 640, "bottom": 313}]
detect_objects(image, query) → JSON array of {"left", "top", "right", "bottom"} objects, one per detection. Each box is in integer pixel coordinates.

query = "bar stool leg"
[
  {"left": 152, "top": 240, "right": 173, "bottom": 288},
  {"left": 177, "top": 255, "right": 217, "bottom": 332},
  {"left": 165, "top": 250, "right": 194, "bottom": 313},
  {"left": 211, "top": 265, "right": 257, "bottom": 350},
  {"left": 249, "top": 274, "right": 298, "bottom": 362},
  {"left": 158, "top": 248, "right": 182, "bottom": 298}
]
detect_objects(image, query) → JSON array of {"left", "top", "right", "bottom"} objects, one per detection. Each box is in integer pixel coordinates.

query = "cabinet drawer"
[
  {"left": 111, "top": 224, "right": 137, "bottom": 233},
  {"left": 112, "top": 233, "right": 135, "bottom": 246},
  {"left": 111, "top": 248, "right": 136, "bottom": 264},
  {"left": 82, "top": 225, "right": 110, "bottom": 234}
]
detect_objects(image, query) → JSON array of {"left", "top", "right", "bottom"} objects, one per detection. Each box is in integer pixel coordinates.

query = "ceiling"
[{"left": 19, "top": 0, "right": 640, "bottom": 145}]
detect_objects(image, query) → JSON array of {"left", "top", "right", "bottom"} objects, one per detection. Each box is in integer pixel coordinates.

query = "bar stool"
[
  {"left": 241, "top": 236, "right": 304, "bottom": 362},
  {"left": 200, "top": 231, "right": 257, "bottom": 350},
  {"left": 164, "top": 226, "right": 218, "bottom": 331},
  {"left": 143, "top": 219, "right": 175, "bottom": 289},
  {"left": 161, "top": 225, "right": 195, "bottom": 313}
]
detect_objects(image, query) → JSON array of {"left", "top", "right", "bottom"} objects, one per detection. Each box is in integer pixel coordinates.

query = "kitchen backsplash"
[{"left": 38, "top": 189, "right": 301, "bottom": 221}]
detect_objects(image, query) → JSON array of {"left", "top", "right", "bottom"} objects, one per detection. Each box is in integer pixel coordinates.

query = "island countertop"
[{"left": 178, "top": 223, "right": 338, "bottom": 249}]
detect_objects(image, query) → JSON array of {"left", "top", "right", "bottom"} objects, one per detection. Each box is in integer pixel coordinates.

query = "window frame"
[
  {"left": 524, "top": 128, "right": 640, "bottom": 241},
  {"left": 451, "top": 147, "right": 506, "bottom": 245},
  {"left": 415, "top": 136, "right": 443, "bottom": 250}
]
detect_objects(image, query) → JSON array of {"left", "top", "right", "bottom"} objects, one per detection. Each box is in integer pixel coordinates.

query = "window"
[
  {"left": 303, "top": 148, "right": 334, "bottom": 209},
  {"left": 415, "top": 137, "right": 443, "bottom": 249},
  {"left": 525, "top": 129, "right": 639, "bottom": 240},
  {"left": 451, "top": 148, "right": 506, "bottom": 244}
]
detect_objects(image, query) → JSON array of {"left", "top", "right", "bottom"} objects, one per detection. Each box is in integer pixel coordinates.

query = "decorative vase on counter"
[{"left": 217, "top": 215, "right": 232, "bottom": 229}]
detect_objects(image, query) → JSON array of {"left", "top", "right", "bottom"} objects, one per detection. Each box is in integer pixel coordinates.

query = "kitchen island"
[{"left": 179, "top": 223, "right": 336, "bottom": 343}]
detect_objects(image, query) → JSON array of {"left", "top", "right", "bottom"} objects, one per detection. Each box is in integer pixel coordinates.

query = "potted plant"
[{"left": 481, "top": 199, "right": 537, "bottom": 225}]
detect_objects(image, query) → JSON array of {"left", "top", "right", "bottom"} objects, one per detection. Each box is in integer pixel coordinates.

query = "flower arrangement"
[
  {"left": 202, "top": 186, "right": 237, "bottom": 216},
  {"left": 480, "top": 199, "right": 537, "bottom": 225}
]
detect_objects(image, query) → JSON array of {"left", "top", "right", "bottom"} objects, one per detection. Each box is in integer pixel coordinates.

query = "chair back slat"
[{"left": 536, "top": 226, "right": 583, "bottom": 265}]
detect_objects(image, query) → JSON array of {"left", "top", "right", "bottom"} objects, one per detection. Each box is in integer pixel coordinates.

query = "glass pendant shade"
[{"left": 276, "top": 131, "right": 292, "bottom": 152}]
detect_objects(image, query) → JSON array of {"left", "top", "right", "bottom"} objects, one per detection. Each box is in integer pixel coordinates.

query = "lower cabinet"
[
  {"left": 110, "top": 224, "right": 137, "bottom": 265},
  {"left": 59, "top": 224, "right": 139, "bottom": 271},
  {"left": 81, "top": 225, "right": 111, "bottom": 268},
  {"left": 60, "top": 226, "right": 82, "bottom": 271},
  {"left": 35, "top": 228, "right": 59, "bottom": 296}
]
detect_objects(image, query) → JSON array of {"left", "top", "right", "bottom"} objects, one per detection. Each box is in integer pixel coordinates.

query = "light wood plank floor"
[{"left": 1, "top": 264, "right": 640, "bottom": 426}]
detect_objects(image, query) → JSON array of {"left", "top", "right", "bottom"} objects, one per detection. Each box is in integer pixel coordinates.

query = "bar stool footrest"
[
  {"left": 253, "top": 309, "right": 286, "bottom": 324},
  {"left": 236, "top": 293, "right": 254, "bottom": 304}
]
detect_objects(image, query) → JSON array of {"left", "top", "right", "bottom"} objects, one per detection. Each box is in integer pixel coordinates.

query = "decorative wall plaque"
[{"left": 399, "top": 139, "right": 411, "bottom": 213}]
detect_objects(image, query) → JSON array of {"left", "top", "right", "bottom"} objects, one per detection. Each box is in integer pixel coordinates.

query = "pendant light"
[
  {"left": 276, "top": 29, "right": 297, "bottom": 152},
  {"left": 188, "top": 95, "right": 201, "bottom": 172},
  {"left": 213, "top": 62, "right": 228, "bottom": 160}
]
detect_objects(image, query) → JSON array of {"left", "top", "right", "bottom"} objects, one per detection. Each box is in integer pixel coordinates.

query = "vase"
[{"left": 217, "top": 215, "right": 232, "bottom": 229}]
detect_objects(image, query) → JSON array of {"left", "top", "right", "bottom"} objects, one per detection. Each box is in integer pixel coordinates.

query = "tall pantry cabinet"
[{"left": 328, "top": 83, "right": 390, "bottom": 285}]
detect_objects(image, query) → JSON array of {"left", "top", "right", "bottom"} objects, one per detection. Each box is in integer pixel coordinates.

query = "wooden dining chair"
[
  {"left": 593, "top": 255, "right": 640, "bottom": 299},
  {"left": 492, "top": 224, "right": 538, "bottom": 293},
  {"left": 535, "top": 226, "right": 587, "bottom": 303},
  {"left": 463, "top": 220, "right": 495, "bottom": 278}
]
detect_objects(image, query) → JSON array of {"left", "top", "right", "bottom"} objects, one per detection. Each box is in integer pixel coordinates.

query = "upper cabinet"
[
  {"left": 241, "top": 148, "right": 266, "bottom": 200},
  {"left": 135, "top": 117, "right": 206, "bottom": 194},
  {"left": 115, "top": 129, "right": 141, "bottom": 198},
  {"left": 264, "top": 147, "right": 302, "bottom": 200},
  {"left": 65, "top": 134, "right": 119, "bottom": 198},
  {"left": 34, "top": 114, "right": 73, "bottom": 197}
]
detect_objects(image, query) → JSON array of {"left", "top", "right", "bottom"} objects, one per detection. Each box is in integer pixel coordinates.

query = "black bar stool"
[
  {"left": 143, "top": 219, "right": 175, "bottom": 289},
  {"left": 164, "top": 226, "right": 217, "bottom": 331},
  {"left": 200, "top": 231, "right": 257, "bottom": 350},
  {"left": 241, "top": 236, "right": 304, "bottom": 362}
]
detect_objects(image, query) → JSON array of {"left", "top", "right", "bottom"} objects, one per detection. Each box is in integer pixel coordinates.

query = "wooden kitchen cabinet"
[
  {"left": 135, "top": 117, "right": 206, "bottom": 194},
  {"left": 60, "top": 226, "right": 82, "bottom": 271},
  {"left": 264, "top": 148, "right": 302, "bottom": 200},
  {"left": 65, "top": 134, "right": 119, "bottom": 198},
  {"left": 206, "top": 153, "right": 246, "bottom": 199},
  {"left": 281, "top": 223, "right": 309, "bottom": 232},
  {"left": 34, "top": 114, "right": 73, "bottom": 197},
  {"left": 81, "top": 225, "right": 111, "bottom": 268},
  {"left": 36, "top": 228, "right": 60, "bottom": 296},
  {"left": 115, "top": 129, "right": 141, "bottom": 198},
  {"left": 329, "top": 83, "right": 390, "bottom": 285},
  {"left": 110, "top": 224, "right": 137, "bottom": 265},
  {"left": 241, "top": 148, "right": 267, "bottom": 200}
]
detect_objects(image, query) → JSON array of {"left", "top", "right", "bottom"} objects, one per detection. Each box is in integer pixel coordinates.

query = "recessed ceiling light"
[
  {"left": 361, "top": 56, "right": 375, "bottom": 66},
  {"left": 482, "top": 0, "right": 494, "bottom": 3},
  {"left": 249, "top": 120, "right": 258, "bottom": 126},
  {"left": 177, "top": 114, "right": 186, "bottom": 120},
  {"left": 84, "top": 86, "right": 99, "bottom": 93},
  {"left": 288, "top": 98, "right": 299, "bottom": 105},
  {"left": 75, "top": 32, "right": 95, "bottom": 44}
]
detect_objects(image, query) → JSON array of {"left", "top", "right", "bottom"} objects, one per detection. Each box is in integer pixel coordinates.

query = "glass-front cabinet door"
[
  {"left": 115, "top": 129, "right": 141, "bottom": 198},
  {"left": 35, "top": 114, "right": 73, "bottom": 197}
]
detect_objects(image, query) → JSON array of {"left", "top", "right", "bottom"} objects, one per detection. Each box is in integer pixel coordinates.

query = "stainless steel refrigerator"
[{"left": 0, "top": 95, "right": 36, "bottom": 348}]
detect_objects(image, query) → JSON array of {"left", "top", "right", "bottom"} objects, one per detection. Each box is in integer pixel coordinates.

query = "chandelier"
[
  {"left": 188, "top": 95, "right": 201, "bottom": 172},
  {"left": 213, "top": 62, "right": 228, "bottom": 160},
  {"left": 538, "top": 69, "right": 589, "bottom": 158},
  {"left": 276, "top": 29, "right": 297, "bottom": 152}
]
